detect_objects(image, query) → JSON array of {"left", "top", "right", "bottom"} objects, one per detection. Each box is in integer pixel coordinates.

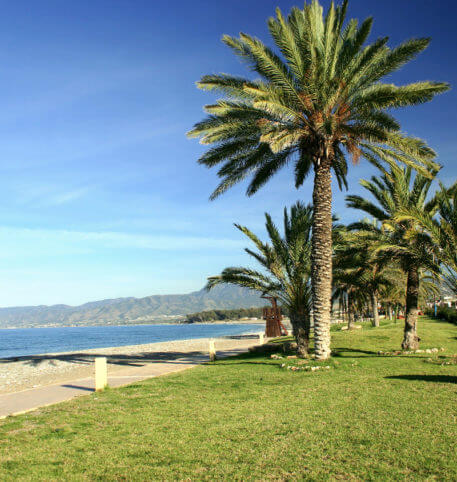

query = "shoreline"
[
  {"left": 0, "top": 319, "right": 264, "bottom": 330},
  {"left": 0, "top": 331, "right": 263, "bottom": 395}
]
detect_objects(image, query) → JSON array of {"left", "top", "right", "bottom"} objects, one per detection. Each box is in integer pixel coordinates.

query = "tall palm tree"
[
  {"left": 401, "top": 183, "right": 457, "bottom": 295},
  {"left": 346, "top": 163, "right": 441, "bottom": 349},
  {"left": 188, "top": 0, "right": 448, "bottom": 359},
  {"left": 206, "top": 202, "right": 313, "bottom": 357}
]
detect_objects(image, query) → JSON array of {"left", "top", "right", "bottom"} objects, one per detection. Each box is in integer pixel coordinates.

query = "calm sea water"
[{"left": 0, "top": 323, "right": 264, "bottom": 359}]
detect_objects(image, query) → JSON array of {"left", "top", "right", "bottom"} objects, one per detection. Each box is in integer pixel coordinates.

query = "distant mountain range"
[{"left": 0, "top": 285, "right": 264, "bottom": 329}]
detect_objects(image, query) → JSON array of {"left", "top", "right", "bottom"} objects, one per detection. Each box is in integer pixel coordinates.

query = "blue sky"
[{"left": 0, "top": 0, "right": 455, "bottom": 306}]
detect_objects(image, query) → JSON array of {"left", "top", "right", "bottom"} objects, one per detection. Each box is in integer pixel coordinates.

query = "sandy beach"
[{"left": 0, "top": 332, "right": 263, "bottom": 395}]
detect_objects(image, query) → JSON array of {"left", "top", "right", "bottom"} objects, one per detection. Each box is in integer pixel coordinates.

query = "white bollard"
[
  {"left": 95, "top": 357, "right": 108, "bottom": 391},
  {"left": 259, "top": 332, "right": 264, "bottom": 345},
  {"left": 209, "top": 339, "right": 216, "bottom": 362}
]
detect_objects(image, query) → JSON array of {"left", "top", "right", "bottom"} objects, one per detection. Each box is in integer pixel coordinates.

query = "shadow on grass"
[
  {"left": 204, "top": 350, "right": 289, "bottom": 368},
  {"left": 332, "top": 347, "right": 379, "bottom": 358},
  {"left": 209, "top": 360, "right": 275, "bottom": 367},
  {"left": 386, "top": 375, "right": 457, "bottom": 384},
  {"left": 332, "top": 347, "right": 433, "bottom": 360}
]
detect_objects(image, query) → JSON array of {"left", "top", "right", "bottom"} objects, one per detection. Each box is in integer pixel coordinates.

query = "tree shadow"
[
  {"left": 208, "top": 360, "right": 274, "bottom": 367},
  {"left": 0, "top": 351, "right": 212, "bottom": 368},
  {"left": 0, "top": 335, "right": 257, "bottom": 367},
  {"left": 385, "top": 375, "right": 457, "bottom": 384},
  {"left": 332, "top": 347, "right": 379, "bottom": 358},
  {"left": 332, "top": 347, "right": 433, "bottom": 359}
]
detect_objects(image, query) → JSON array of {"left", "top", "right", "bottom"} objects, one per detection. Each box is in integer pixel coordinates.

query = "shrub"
[{"left": 429, "top": 306, "right": 457, "bottom": 325}]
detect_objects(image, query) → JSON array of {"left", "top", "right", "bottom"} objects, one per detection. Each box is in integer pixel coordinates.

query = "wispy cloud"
[
  {"left": 45, "top": 187, "right": 91, "bottom": 206},
  {"left": 14, "top": 184, "right": 92, "bottom": 207},
  {"left": 0, "top": 225, "right": 245, "bottom": 257}
]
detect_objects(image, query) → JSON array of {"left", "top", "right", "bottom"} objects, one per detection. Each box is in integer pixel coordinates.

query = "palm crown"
[
  {"left": 188, "top": 0, "right": 447, "bottom": 197},
  {"left": 346, "top": 163, "right": 440, "bottom": 274}
]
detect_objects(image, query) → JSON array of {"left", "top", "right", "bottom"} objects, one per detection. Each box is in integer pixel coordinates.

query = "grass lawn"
[{"left": 1, "top": 317, "right": 456, "bottom": 480}]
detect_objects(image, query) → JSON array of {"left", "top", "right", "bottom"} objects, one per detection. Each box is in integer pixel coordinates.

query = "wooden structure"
[{"left": 262, "top": 296, "right": 288, "bottom": 337}]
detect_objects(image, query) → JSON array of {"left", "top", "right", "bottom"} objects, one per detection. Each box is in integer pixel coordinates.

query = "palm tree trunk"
[
  {"left": 311, "top": 159, "right": 332, "bottom": 360},
  {"left": 347, "top": 310, "right": 354, "bottom": 330},
  {"left": 289, "top": 312, "right": 310, "bottom": 358},
  {"left": 342, "top": 294, "right": 347, "bottom": 324},
  {"left": 347, "top": 293, "right": 353, "bottom": 329},
  {"left": 371, "top": 292, "right": 380, "bottom": 327},
  {"left": 402, "top": 267, "right": 420, "bottom": 350}
]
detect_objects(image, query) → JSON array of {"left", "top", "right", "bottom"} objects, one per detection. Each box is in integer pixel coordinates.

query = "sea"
[{"left": 0, "top": 323, "right": 264, "bottom": 359}]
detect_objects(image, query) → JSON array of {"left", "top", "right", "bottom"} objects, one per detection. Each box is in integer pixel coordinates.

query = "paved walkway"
[{"left": 0, "top": 347, "right": 250, "bottom": 419}]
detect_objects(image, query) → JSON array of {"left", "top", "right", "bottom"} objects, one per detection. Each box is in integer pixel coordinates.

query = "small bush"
[{"left": 429, "top": 306, "right": 457, "bottom": 325}]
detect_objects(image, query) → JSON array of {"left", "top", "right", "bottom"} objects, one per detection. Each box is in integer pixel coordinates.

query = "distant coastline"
[
  {"left": 0, "top": 318, "right": 264, "bottom": 330},
  {"left": 0, "top": 319, "right": 184, "bottom": 330}
]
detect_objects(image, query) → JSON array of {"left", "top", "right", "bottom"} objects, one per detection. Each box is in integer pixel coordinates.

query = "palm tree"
[
  {"left": 379, "top": 277, "right": 406, "bottom": 321},
  {"left": 188, "top": 0, "right": 448, "bottom": 359},
  {"left": 346, "top": 163, "right": 441, "bottom": 349},
  {"left": 334, "top": 225, "right": 399, "bottom": 327},
  {"left": 403, "top": 183, "right": 457, "bottom": 295},
  {"left": 332, "top": 268, "right": 368, "bottom": 328},
  {"left": 379, "top": 271, "right": 438, "bottom": 320},
  {"left": 206, "top": 202, "right": 313, "bottom": 357}
]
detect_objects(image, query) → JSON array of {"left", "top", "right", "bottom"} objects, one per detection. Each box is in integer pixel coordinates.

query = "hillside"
[{"left": 0, "top": 285, "right": 264, "bottom": 328}]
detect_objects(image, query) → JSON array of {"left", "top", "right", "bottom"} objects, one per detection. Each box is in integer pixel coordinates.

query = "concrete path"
[{"left": 0, "top": 347, "right": 249, "bottom": 419}]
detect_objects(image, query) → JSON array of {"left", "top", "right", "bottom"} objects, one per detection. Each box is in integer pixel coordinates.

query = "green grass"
[{"left": 1, "top": 317, "right": 456, "bottom": 480}]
